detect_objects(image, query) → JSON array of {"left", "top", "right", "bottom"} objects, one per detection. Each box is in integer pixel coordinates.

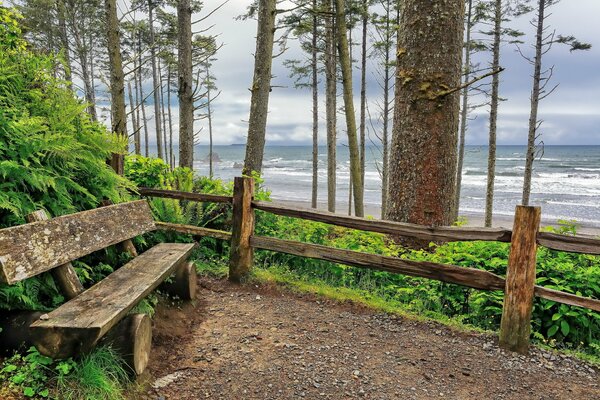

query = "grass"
[{"left": 55, "top": 347, "right": 130, "bottom": 400}]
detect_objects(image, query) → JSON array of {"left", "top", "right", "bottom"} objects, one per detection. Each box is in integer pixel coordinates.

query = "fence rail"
[{"left": 140, "top": 178, "right": 600, "bottom": 354}]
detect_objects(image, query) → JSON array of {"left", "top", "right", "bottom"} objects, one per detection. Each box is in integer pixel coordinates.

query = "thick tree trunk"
[
  {"left": 148, "top": 0, "right": 163, "bottom": 160},
  {"left": 325, "top": 0, "right": 337, "bottom": 213},
  {"left": 387, "top": 0, "right": 464, "bottom": 226},
  {"left": 335, "top": 0, "right": 364, "bottom": 217},
  {"left": 243, "top": 0, "right": 277, "bottom": 176},
  {"left": 455, "top": 0, "right": 474, "bottom": 221},
  {"left": 485, "top": 0, "right": 502, "bottom": 226},
  {"left": 105, "top": 0, "right": 127, "bottom": 175},
  {"left": 311, "top": 0, "right": 319, "bottom": 209},
  {"left": 178, "top": 0, "right": 194, "bottom": 169},
  {"left": 522, "top": 0, "right": 545, "bottom": 206}
]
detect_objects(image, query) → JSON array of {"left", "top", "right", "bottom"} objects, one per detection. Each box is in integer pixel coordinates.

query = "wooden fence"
[{"left": 139, "top": 177, "right": 600, "bottom": 355}]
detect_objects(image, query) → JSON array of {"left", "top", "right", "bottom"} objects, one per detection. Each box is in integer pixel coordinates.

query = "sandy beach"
[{"left": 273, "top": 198, "right": 600, "bottom": 237}]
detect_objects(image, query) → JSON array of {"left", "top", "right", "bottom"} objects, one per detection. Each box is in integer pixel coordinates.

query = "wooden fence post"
[
  {"left": 499, "top": 205, "right": 541, "bottom": 354},
  {"left": 229, "top": 177, "right": 255, "bottom": 282},
  {"left": 26, "top": 210, "right": 85, "bottom": 300}
]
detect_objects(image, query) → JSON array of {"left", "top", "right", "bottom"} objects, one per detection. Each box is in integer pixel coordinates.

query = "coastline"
[{"left": 271, "top": 198, "right": 600, "bottom": 237}]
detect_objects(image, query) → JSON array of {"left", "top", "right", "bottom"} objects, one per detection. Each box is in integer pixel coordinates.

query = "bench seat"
[{"left": 30, "top": 242, "right": 197, "bottom": 359}]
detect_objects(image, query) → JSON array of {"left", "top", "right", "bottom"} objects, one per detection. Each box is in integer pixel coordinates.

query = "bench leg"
[
  {"left": 161, "top": 261, "right": 197, "bottom": 301},
  {"left": 102, "top": 314, "right": 152, "bottom": 376}
]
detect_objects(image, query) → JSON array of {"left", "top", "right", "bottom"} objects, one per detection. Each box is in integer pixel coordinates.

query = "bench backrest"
[{"left": 0, "top": 200, "right": 156, "bottom": 284}]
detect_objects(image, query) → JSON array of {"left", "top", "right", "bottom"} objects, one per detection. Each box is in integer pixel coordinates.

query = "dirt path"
[{"left": 137, "top": 277, "right": 599, "bottom": 400}]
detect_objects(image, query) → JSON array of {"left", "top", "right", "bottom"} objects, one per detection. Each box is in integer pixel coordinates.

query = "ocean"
[{"left": 186, "top": 145, "right": 600, "bottom": 225}]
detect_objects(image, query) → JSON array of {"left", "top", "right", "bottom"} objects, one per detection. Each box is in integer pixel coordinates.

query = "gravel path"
[{"left": 137, "top": 277, "right": 599, "bottom": 400}]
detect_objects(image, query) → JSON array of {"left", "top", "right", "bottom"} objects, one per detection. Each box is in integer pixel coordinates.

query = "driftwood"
[
  {"left": 30, "top": 243, "right": 196, "bottom": 359},
  {"left": 0, "top": 201, "right": 156, "bottom": 284}
]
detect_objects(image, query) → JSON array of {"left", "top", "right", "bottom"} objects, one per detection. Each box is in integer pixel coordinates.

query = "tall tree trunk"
[
  {"left": 335, "top": 0, "right": 363, "bottom": 217},
  {"left": 455, "top": 0, "right": 474, "bottom": 221},
  {"left": 347, "top": 26, "right": 353, "bottom": 217},
  {"left": 387, "top": 0, "right": 464, "bottom": 226},
  {"left": 178, "top": 0, "right": 194, "bottom": 169},
  {"left": 167, "top": 64, "right": 174, "bottom": 168},
  {"left": 105, "top": 0, "right": 127, "bottom": 175},
  {"left": 56, "top": 0, "right": 73, "bottom": 91},
  {"left": 359, "top": 0, "right": 368, "bottom": 210},
  {"left": 158, "top": 60, "right": 169, "bottom": 164},
  {"left": 206, "top": 64, "right": 215, "bottom": 178},
  {"left": 325, "top": 0, "right": 337, "bottom": 213},
  {"left": 311, "top": 0, "right": 319, "bottom": 209},
  {"left": 137, "top": 33, "right": 149, "bottom": 157},
  {"left": 89, "top": 42, "right": 97, "bottom": 115},
  {"left": 148, "top": 0, "right": 163, "bottom": 160},
  {"left": 522, "top": 0, "right": 544, "bottom": 206},
  {"left": 485, "top": 0, "right": 502, "bottom": 226},
  {"left": 128, "top": 81, "right": 141, "bottom": 154},
  {"left": 380, "top": 0, "right": 393, "bottom": 220},
  {"left": 243, "top": 0, "right": 277, "bottom": 176}
]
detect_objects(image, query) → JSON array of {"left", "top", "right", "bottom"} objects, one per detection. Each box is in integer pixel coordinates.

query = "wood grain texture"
[
  {"left": 229, "top": 177, "right": 255, "bottom": 282},
  {"left": 26, "top": 210, "right": 84, "bottom": 300},
  {"left": 161, "top": 261, "right": 197, "bottom": 301},
  {"left": 30, "top": 242, "right": 196, "bottom": 359},
  {"left": 537, "top": 231, "right": 600, "bottom": 255},
  {"left": 250, "top": 236, "right": 506, "bottom": 291},
  {"left": 252, "top": 201, "right": 512, "bottom": 243},
  {"left": 534, "top": 286, "right": 600, "bottom": 312},
  {"left": 138, "top": 187, "right": 233, "bottom": 204},
  {"left": 101, "top": 314, "right": 152, "bottom": 376},
  {"left": 155, "top": 221, "right": 232, "bottom": 241},
  {"left": 499, "top": 206, "right": 541, "bottom": 354},
  {"left": 0, "top": 201, "right": 156, "bottom": 284}
]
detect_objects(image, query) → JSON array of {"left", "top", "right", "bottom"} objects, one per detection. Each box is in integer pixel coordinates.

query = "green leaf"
[
  {"left": 547, "top": 325, "right": 559, "bottom": 337},
  {"left": 560, "top": 320, "right": 570, "bottom": 337},
  {"left": 23, "top": 387, "right": 35, "bottom": 397}
]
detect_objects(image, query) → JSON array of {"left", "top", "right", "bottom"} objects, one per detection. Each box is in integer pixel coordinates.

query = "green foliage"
[{"left": 0, "top": 6, "right": 131, "bottom": 313}]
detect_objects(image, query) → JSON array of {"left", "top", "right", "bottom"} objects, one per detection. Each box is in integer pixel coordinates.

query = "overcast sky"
[{"left": 133, "top": 0, "right": 599, "bottom": 147}]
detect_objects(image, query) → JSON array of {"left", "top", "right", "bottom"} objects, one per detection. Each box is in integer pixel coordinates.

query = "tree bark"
[
  {"left": 380, "top": 0, "right": 393, "bottom": 219},
  {"left": 359, "top": 0, "right": 368, "bottom": 208},
  {"left": 311, "top": 0, "right": 319, "bottom": 209},
  {"left": 129, "top": 81, "right": 141, "bottom": 155},
  {"left": 105, "top": 0, "right": 127, "bottom": 175},
  {"left": 243, "top": 0, "right": 277, "bottom": 176},
  {"left": 485, "top": 0, "right": 502, "bottom": 226},
  {"left": 158, "top": 60, "right": 169, "bottom": 165},
  {"left": 335, "top": 0, "right": 364, "bottom": 217},
  {"left": 522, "top": 0, "right": 545, "bottom": 206},
  {"left": 178, "top": 0, "right": 194, "bottom": 169},
  {"left": 325, "top": 0, "right": 337, "bottom": 213},
  {"left": 148, "top": 0, "right": 163, "bottom": 160},
  {"left": 167, "top": 63, "right": 174, "bottom": 168},
  {"left": 206, "top": 64, "right": 215, "bottom": 178},
  {"left": 455, "top": 0, "right": 473, "bottom": 222},
  {"left": 137, "top": 33, "right": 150, "bottom": 157},
  {"left": 386, "top": 0, "right": 464, "bottom": 226}
]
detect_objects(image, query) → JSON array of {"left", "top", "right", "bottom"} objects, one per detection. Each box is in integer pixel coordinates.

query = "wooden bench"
[{"left": 0, "top": 200, "right": 197, "bottom": 373}]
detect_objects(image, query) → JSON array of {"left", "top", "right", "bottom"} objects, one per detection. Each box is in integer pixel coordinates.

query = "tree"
[
  {"left": 178, "top": 0, "right": 194, "bottom": 169},
  {"left": 147, "top": 0, "right": 164, "bottom": 160},
  {"left": 335, "top": 0, "right": 363, "bottom": 217},
  {"left": 370, "top": 0, "right": 397, "bottom": 219},
  {"left": 243, "top": 0, "right": 277, "bottom": 176},
  {"left": 105, "top": 0, "right": 127, "bottom": 174},
  {"left": 325, "top": 0, "right": 337, "bottom": 212},
  {"left": 386, "top": 0, "right": 464, "bottom": 226},
  {"left": 520, "top": 0, "right": 590, "bottom": 205}
]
